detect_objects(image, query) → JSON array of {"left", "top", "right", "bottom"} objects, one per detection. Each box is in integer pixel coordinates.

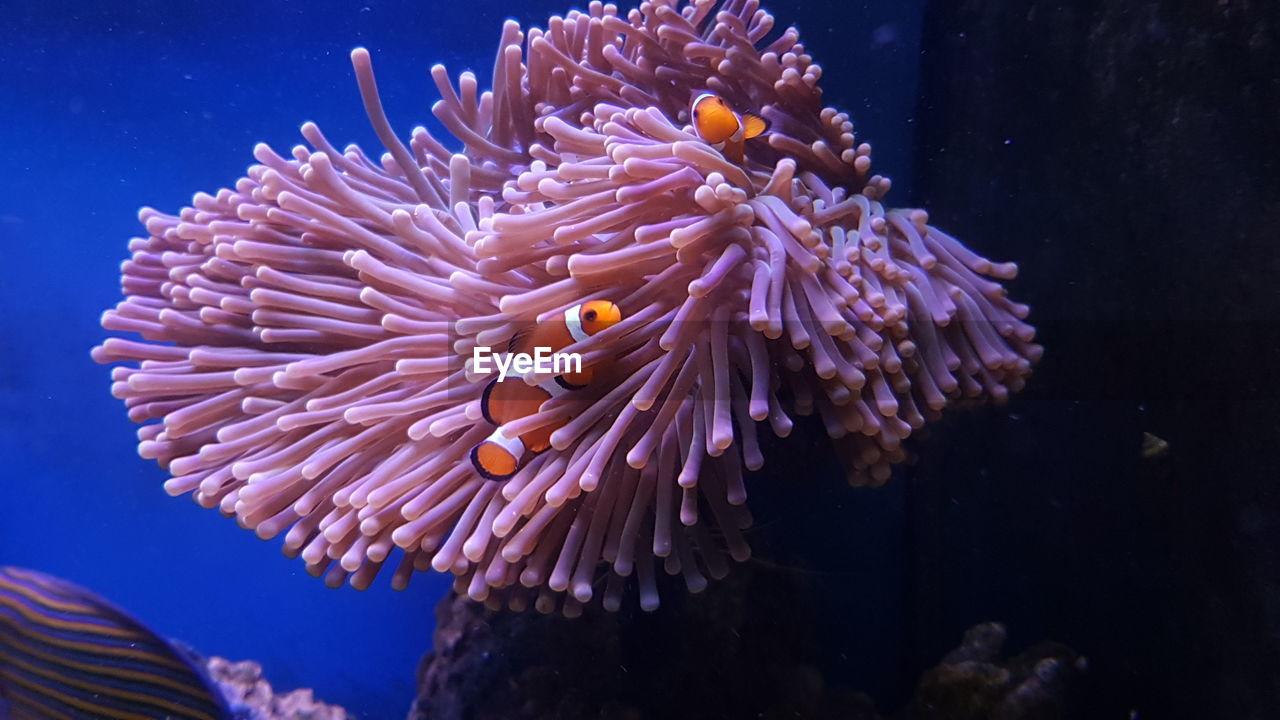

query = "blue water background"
[{"left": 0, "top": 1, "right": 924, "bottom": 715}]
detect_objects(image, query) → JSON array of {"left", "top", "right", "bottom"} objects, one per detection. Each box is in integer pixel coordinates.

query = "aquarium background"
[{"left": 3, "top": 0, "right": 1278, "bottom": 718}]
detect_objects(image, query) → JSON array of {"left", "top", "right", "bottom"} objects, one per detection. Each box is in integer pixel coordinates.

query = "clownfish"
[
  {"left": 690, "top": 92, "right": 770, "bottom": 165},
  {"left": 470, "top": 300, "right": 623, "bottom": 481}
]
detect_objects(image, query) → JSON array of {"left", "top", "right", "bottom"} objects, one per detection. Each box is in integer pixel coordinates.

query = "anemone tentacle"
[{"left": 95, "top": 0, "right": 1038, "bottom": 614}]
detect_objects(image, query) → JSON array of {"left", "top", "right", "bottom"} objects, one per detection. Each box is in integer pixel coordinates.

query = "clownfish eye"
[
  {"left": 583, "top": 309, "right": 598, "bottom": 321},
  {"left": 693, "top": 109, "right": 700, "bottom": 119}
]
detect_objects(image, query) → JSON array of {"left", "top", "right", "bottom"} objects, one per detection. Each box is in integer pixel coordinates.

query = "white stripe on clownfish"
[
  {"left": 484, "top": 427, "right": 525, "bottom": 458},
  {"left": 564, "top": 303, "right": 591, "bottom": 344},
  {"left": 538, "top": 376, "right": 571, "bottom": 398}
]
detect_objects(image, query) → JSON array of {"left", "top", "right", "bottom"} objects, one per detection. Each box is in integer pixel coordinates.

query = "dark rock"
[
  {"left": 409, "top": 563, "right": 882, "bottom": 720},
  {"left": 904, "top": 623, "right": 1084, "bottom": 720},
  {"left": 412, "top": 588, "right": 1076, "bottom": 720}
]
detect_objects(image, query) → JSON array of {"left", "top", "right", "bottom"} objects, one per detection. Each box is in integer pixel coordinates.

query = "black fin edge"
[
  {"left": 480, "top": 378, "right": 499, "bottom": 425},
  {"left": 554, "top": 375, "right": 588, "bottom": 391}
]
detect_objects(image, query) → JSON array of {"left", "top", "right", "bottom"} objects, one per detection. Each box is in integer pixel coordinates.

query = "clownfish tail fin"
[
  {"left": 471, "top": 444, "right": 515, "bottom": 481},
  {"left": 742, "top": 113, "right": 770, "bottom": 139},
  {"left": 506, "top": 326, "right": 533, "bottom": 354},
  {"left": 471, "top": 429, "right": 524, "bottom": 481}
]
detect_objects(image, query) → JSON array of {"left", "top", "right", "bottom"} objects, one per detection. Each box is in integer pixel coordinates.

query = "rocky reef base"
[{"left": 410, "top": 583, "right": 1083, "bottom": 720}]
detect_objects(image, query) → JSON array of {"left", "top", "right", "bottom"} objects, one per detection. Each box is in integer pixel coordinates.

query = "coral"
[
  {"left": 206, "top": 657, "right": 353, "bottom": 720},
  {"left": 95, "top": 0, "right": 1037, "bottom": 612},
  {"left": 904, "top": 623, "right": 1086, "bottom": 720}
]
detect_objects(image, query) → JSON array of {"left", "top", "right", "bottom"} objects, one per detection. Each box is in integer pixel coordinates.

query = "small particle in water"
[
  {"left": 870, "top": 23, "right": 897, "bottom": 49},
  {"left": 1004, "top": 138, "right": 1013, "bottom": 145},
  {"left": 1141, "top": 432, "right": 1169, "bottom": 460}
]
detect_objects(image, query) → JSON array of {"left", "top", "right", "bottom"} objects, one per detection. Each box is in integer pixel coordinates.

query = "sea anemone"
[{"left": 95, "top": 0, "right": 1039, "bottom": 615}]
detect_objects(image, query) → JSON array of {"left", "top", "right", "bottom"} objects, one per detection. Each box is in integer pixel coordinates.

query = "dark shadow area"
[{"left": 908, "top": 1, "right": 1280, "bottom": 717}]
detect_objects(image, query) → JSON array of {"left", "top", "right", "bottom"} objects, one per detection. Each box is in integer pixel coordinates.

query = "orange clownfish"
[
  {"left": 690, "top": 93, "right": 769, "bottom": 165},
  {"left": 470, "top": 300, "right": 623, "bottom": 481}
]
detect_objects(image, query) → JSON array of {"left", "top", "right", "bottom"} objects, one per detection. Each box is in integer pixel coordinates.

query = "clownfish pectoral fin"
[
  {"left": 480, "top": 378, "right": 499, "bottom": 425},
  {"left": 506, "top": 326, "right": 535, "bottom": 354},
  {"left": 724, "top": 141, "right": 746, "bottom": 165},
  {"left": 741, "top": 113, "right": 769, "bottom": 140}
]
